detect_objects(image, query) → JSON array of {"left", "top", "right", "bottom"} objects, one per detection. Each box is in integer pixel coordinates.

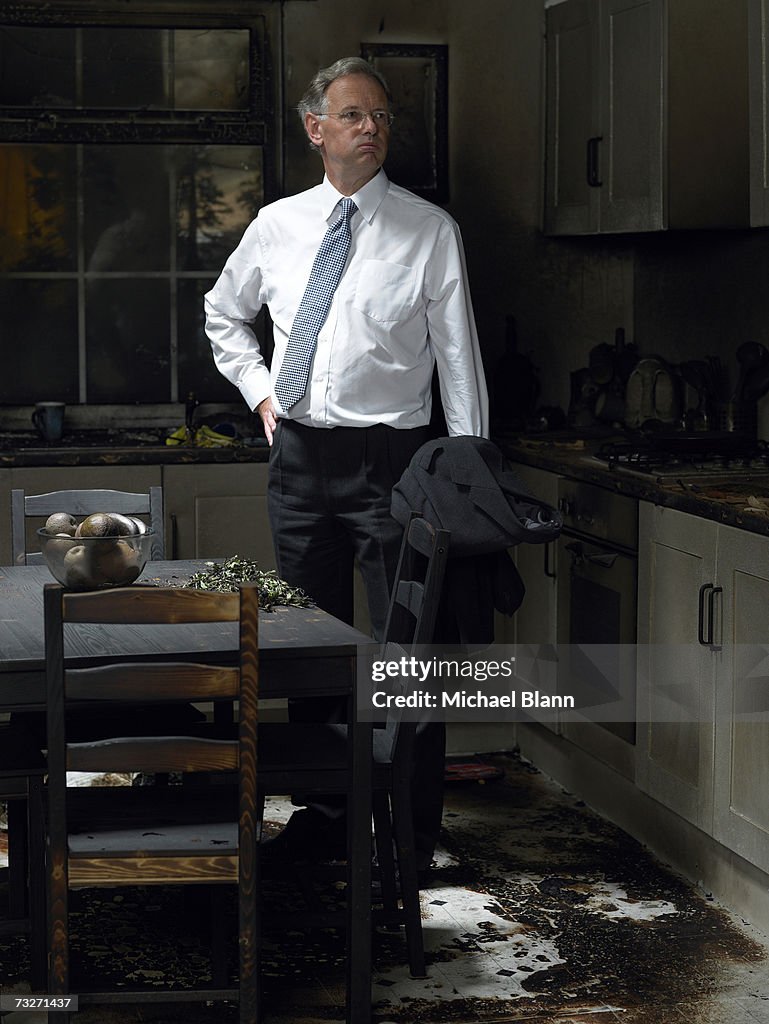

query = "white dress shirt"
[{"left": 204, "top": 169, "right": 489, "bottom": 437}]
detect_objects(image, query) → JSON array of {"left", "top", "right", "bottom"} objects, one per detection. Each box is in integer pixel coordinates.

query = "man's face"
[{"left": 306, "top": 74, "right": 391, "bottom": 193}]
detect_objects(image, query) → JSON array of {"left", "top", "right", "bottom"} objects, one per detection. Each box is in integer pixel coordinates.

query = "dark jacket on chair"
[{"left": 391, "top": 435, "right": 563, "bottom": 644}]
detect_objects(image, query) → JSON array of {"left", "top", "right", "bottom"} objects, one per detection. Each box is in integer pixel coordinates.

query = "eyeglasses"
[{"left": 316, "top": 109, "right": 394, "bottom": 128}]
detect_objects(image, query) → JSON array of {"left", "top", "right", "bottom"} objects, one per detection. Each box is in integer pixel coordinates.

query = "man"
[{"left": 205, "top": 56, "right": 488, "bottom": 863}]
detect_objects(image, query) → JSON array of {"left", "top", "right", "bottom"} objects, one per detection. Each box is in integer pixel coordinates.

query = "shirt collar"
[{"left": 320, "top": 169, "right": 389, "bottom": 224}]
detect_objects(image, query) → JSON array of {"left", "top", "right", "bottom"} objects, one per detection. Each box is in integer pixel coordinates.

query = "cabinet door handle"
[
  {"left": 544, "top": 542, "right": 556, "bottom": 579},
  {"left": 708, "top": 585, "right": 722, "bottom": 650},
  {"left": 698, "top": 582, "right": 722, "bottom": 647},
  {"left": 586, "top": 136, "right": 603, "bottom": 187},
  {"left": 698, "top": 583, "right": 713, "bottom": 645}
]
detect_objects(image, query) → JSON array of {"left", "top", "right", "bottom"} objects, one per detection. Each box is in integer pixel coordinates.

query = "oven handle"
[
  {"left": 565, "top": 540, "right": 618, "bottom": 569},
  {"left": 698, "top": 582, "right": 723, "bottom": 647}
]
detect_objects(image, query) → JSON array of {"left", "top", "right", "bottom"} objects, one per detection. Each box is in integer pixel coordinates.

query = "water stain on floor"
[{"left": 2, "top": 752, "right": 769, "bottom": 1023}]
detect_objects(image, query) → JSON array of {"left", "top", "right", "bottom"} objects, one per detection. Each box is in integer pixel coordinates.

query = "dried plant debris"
[{"left": 181, "top": 556, "right": 313, "bottom": 612}]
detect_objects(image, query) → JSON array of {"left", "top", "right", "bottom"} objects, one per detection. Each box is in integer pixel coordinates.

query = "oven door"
[{"left": 556, "top": 530, "right": 637, "bottom": 777}]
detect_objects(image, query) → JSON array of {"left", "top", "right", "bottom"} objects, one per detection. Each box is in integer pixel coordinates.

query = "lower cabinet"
[
  {"left": 637, "top": 502, "right": 769, "bottom": 873},
  {"left": 163, "top": 463, "right": 274, "bottom": 568},
  {"left": 712, "top": 526, "right": 769, "bottom": 873}
]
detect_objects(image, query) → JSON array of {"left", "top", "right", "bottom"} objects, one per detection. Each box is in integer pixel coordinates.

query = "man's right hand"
[{"left": 257, "top": 396, "right": 278, "bottom": 446}]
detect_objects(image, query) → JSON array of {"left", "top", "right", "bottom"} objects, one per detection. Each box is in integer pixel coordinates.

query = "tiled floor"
[{"left": 3, "top": 753, "right": 769, "bottom": 1022}]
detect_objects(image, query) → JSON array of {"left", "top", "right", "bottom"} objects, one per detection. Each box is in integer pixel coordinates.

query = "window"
[{"left": 0, "top": 6, "right": 278, "bottom": 407}]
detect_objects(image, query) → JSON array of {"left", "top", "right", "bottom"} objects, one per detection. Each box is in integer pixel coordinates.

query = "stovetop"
[{"left": 590, "top": 433, "right": 769, "bottom": 481}]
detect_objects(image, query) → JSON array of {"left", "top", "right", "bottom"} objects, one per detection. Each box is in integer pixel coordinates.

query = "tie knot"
[{"left": 339, "top": 198, "right": 356, "bottom": 220}]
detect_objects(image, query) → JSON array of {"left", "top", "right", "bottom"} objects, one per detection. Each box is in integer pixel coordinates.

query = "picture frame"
[{"left": 360, "top": 42, "right": 448, "bottom": 203}]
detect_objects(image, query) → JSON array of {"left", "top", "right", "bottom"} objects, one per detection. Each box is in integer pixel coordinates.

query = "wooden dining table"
[{"left": 0, "top": 559, "right": 374, "bottom": 1024}]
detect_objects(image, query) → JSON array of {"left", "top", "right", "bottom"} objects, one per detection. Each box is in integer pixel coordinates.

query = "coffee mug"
[{"left": 32, "top": 401, "right": 65, "bottom": 443}]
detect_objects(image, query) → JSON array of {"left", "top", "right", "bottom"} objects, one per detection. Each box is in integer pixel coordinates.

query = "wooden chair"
[
  {"left": 43, "top": 582, "right": 259, "bottom": 1023},
  {"left": 257, "top": 512, "right": 450, "bottom": 977},
  {"left": 11, "top": 485, "right": 164, "bottom": 564}
]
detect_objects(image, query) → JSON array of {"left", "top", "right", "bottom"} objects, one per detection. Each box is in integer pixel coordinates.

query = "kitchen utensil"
[
  {"left": 679, "top": 360, "right": 712, "bottom": 430},
  {"left": 594, "top": 383, "right": 626, "bottom": 425},
  {"left": 588, "top": 342, "right": 615, "bottom": 385},
  {"left": 31, "top": 401, "right": 65, "bottom": 443},
  {"left": 734, "top": 341, "right": 768, "bottom": 401},
  {"left": 624, "top": 357, "right": 682, "bottom": 429},
  {"left": 742, "top": 356, "right": 769, "bottom": 403},
  {"left": 613, "top": 326, "right": 638, "bottom": 382}
]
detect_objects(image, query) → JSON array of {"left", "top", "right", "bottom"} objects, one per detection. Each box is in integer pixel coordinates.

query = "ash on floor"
[{"left": 2, "top": 751, "right": 769, "bottom": 1024}]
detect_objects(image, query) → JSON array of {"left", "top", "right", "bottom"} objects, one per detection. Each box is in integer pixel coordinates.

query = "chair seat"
[{"left": 69, "top": 820, "right": 238, "bottom": 857}]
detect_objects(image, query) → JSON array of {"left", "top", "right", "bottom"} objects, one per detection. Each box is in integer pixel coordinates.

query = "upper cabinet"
[
  {"left": 544, "top": 0, "right": 750, "bottom": 235},
  {"left": 749, "top": 0, "right": 769, "bottom": 225}
]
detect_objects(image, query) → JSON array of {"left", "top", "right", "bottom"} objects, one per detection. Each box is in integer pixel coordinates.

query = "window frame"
[{"left": 0, "top": 1, "right": 281, "bottom": 411}]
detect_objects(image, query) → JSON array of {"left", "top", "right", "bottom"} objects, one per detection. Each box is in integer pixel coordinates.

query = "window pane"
[
  {"left": 174, "top": 30, "right": 249, "bottom": 110},
  {"left": 86, "top": 280, "right": 170, "bottom": 402},
  {"left": 84, "top": 146, "right": 170, "bottom": 272},
  {"left": 1, "top": 26, "right": 251, "bottom": 112},
  {"left": 82, "top": 29, "right": 168, "bottom": 109},
  {"left": 0, "top": 145, "right": 77, "bottom": 272},
  {"left": 0, "top": 280, "right": 78, "bottom": 403},
  {"left": 0, "top": 27, "right": 76, "bottom": 107},
  {"left": 177, "top": 146, "right": 262, "bottom": 272}
]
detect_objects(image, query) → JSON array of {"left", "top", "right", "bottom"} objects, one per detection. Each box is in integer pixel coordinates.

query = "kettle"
[{"left": 624, "top": 357, "right": 682, "bottom": 429}]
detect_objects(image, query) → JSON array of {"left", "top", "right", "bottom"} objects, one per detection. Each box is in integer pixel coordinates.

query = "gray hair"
[{"left": 297, "top": 57, "right": 392, "bottom": 124}]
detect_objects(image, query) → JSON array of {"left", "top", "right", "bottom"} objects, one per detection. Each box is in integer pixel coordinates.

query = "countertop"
[
  {"left": 0, "top": 429, "right": 270, "bottom": 467},
  {"left": 4, "top": 425, "right": 769, "bottom": 538},
  {"left": 497, "top": 431, "right": 769, "bottom": 539}
]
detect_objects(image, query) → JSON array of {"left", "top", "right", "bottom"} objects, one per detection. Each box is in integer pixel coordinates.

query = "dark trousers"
[
  {"left": 267, "top": 420, "right": 443, "bottom": 866},
  {"left": 268, "top": 419, "right": 430, "bottom": 638}
]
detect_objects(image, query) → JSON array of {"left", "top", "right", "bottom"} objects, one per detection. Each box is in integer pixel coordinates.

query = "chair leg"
[
  {"left": 48, "top": 843, "right": 70, "bottom": 1014},
  {"left": 390, "top": 782, "right": 426, "bottom": 979},
  {"left": 240, "top": 824, "right": 259, "bottom": 1022},
  {"left": 372, "top": 792, "right": 399, "bottom": 919},
  {"left": 26, "top": 776, "right": 47, "bottom": 991},
  {"left": 6, "top": 797, "right": 27, "bottom": 919}
]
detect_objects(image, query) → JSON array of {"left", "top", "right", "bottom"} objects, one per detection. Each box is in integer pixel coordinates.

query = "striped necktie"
[{"left": 274, "top": 197, "right": 357, "bottom": 411}]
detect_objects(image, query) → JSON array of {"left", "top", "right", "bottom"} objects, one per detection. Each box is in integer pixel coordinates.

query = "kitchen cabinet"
[
  {"left": 636, "top": 503, "right": 717, "bottom": 830},
  {"left": 637, "top": 503, "right": 769, "bottom": 873},
  {"left": 749, "top": 0, "right": 769, "bottom": 225},
  {"left": 544, "top": 0, "right": 750, "bottom": 235},
  {"left": 711, "top": 526, "right": 769, "bottom": 873},
  {"left": 0, "top": 465, "right": 162, "bottom": 566},
  {"left": 162, "top": 463, "right": 275, "bottom": 568}
]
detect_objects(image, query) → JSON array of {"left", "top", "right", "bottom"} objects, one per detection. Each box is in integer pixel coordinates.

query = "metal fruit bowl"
[{"left": 37, "top": 528, "right": 153, "bottom": 590}]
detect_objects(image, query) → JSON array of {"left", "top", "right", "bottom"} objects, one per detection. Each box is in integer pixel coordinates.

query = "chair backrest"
[
  {"left": 43, "top": 581, "right": 259, "bottom": 1012},
  {"left": 11, "top": 486, "right": 164, "bottom": 565},
  {"left": 382, "top": 512, "right": 450, "bottom": 651},
  {"left": 380, "top": 513, "right": 450, "bottom": 762}
]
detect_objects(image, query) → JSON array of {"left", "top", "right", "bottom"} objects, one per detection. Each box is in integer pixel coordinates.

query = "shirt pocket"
[{"left": 353, "top": 259, "right": 419, "bottom": 323}]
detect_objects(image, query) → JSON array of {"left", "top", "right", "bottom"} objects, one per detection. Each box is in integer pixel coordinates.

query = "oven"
[{"left": 555, "top": 478, "right": 638, "bottom": 775}]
